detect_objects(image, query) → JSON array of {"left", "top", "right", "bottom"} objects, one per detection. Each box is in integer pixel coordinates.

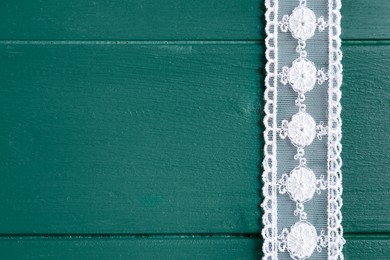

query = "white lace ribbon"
[{"left": 262, "top": 0, "right": 344, "bottom": 259}]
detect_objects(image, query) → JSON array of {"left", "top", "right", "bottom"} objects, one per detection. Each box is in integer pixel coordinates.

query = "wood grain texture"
[
  {"left": 0, "top": 237, "right": 262, "bottom": 260},
  {"left": 342, "top": 44, "right": 390, "bottom": 233},
  {"left": 0, "top": 0, "right": 261, "bottom": 41},
  {"left": 0, "top": 236, "right": 389, "bottom": 259},
  {"left": 0, "top": 44, "right": 261, "bottom": 234},
  {"left": 0, "top": 0, "right": 389, "bottom": 40},
  {"left": 344, "top": 235, "right": 390, "bottom": 260},
  {"left": 0, "top": 43, "right": 389, "bottom": 235},
  {"left": 342, "top": 1, "right": 390, "bottom": 40}
]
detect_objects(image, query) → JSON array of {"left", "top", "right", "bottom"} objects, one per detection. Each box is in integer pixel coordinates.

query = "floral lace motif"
[
  {"left": 278, "top": 221, "right": 327, "bottom": 260},
  {"left": 262, "top": 0, "right": 344, "bottom": 259},
  {"left": 288, "top": 59, "right": 317, "bottom": 93},
  {"left": 287, "top": 222, "right": 318, "bottom": 258},
  {"left": 286, "top": 112, "right": 316, "bottom": 147},
  {"left": 289, "top": 6, "right": 317, "bottom": 41},
  {"left": 286, "top": 166, "right": 316, "bottom": 203}
]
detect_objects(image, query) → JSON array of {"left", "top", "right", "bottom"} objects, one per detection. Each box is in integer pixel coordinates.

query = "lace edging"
[
  {"left": 262, "top": 0, "right": 278, "bottom": 259},
  {"left": 327, "top": 0, "right": 344, "bottom": 259},
  {"left": 262, "top": 0, "right": 344, "bottom": 259}
]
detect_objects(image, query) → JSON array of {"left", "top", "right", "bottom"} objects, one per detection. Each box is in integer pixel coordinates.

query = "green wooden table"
[{"left": 0, "top": 1, "right": 389, "bottom": 259}]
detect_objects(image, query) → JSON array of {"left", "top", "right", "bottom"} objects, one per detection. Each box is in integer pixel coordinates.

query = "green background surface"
[{"left": 0, "top": 1, "right": 389, "bottom": 259}]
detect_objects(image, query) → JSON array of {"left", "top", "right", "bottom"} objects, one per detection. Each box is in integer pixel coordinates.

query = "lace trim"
[
  {"left": 262, "top": 0, "right": 279, "bottom": 258},
  {"left": 327, "top": 1, "right": 344, "bottom": 258},
  {"left": 262, "top": 0, "right": 344, "bottom": 259}
]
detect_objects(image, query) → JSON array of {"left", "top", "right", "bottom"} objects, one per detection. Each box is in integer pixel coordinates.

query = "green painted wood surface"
[
  {"left": 0, "top": 237, "right": 262, "bottom": 260},
  {"left": 0, "top": 44, "right": 261, "bottom": 234},
  {"left": 342, "top": 44, "right": 390, "bottom": 233},
  {"left": 0, "top": 44, "right": 389, "bottom": 235},
  {"left": 0, "top": 0, "right": 389, "bottom": 259},
  {"left": 0, "top": 236, "right": 389, "bottom": 259},
  {"left": 0, "top": 0, "right": 388, "bottom": 40}
]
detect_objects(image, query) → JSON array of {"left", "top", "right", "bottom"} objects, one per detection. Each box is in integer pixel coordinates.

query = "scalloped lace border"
[{"left": 261, "top": 1, "right": 344, "bottom": 259}]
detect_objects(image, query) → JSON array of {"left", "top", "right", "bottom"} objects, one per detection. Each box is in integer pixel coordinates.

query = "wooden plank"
[
  {"left": 0, "top": 43, "right": 389, "bottom": 234},
  {"left": 0, "top": 236, "right": 389, "bottom": 259},
  {"left": 0, "top": 0, "right": 389, "bottom": 40},
  {"left": 0, "top": 43, "right": 261, "bottom": 234},
  {"left": 0, "top": 0, "right": 260, "bottom": 41},
  {"left": 344, "top": 235, "right": 390, "bottom": 259},
  {"left": 342, "top": 44, "right": 390, "bottom": 233},
  {"left": 342, "top": 1, "right": 390, "bottom": 40},
  {"left": 0, "top": 237, "right": 262, "bottom": 260}
]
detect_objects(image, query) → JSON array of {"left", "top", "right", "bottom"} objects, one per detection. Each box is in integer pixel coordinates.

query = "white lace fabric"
[{"left": 262, "top": 0, "right": 344, "bottom": 259}]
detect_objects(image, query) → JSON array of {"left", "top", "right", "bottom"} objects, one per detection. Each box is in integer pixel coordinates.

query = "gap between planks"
[
  {"left": 0, "top": 39, "right": 389, "bottom": 45},
  {"left": 0, "top": 233, "right": 388, "bottom": 240},
  {"left": 0, "top": 233, "right": 260, "bottom": 240},
  {"left": 0, "top": 40, "right": 260, "bottom": 45}
]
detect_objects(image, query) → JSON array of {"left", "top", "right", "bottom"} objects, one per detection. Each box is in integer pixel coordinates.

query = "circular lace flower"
[
  {"left": 287, "top": 166, "right": 316, "bottom": 203},
  {"left": 288, "top": 112, "right": 316, "bottom": 147},
  {"left": 288, "top": 58, "right": 317, "bottom": 93},
  {"left": 287, "top": 221, "right": 318, "bottom": 259},
  {"left": 289, "top": 6, "right": 317, "bottom": 41}
]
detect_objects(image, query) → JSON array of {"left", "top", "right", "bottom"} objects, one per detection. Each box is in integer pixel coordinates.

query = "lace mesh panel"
[{"left": 262, "top": 1, "right": 344, "bottom": 259}]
